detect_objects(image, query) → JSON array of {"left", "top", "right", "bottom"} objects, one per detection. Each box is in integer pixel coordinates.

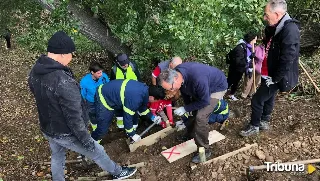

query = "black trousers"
[
  {"left": 227, "top": 67, "right": 244, "bottom": 95},
  {"left": 3, "top": 33, "right": 11, "bottom": 48},
  {"left": 250, "top": 79, "right": 279, "bottom": 127}
]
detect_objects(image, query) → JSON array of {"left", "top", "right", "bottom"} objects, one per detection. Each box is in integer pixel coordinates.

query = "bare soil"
[{"left": 1, "top": 44, "right": 320, "bottom": 181}]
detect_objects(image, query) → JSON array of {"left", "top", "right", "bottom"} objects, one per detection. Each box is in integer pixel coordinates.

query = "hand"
[
  {"left": 174, "top": 107, "right": 186, "bottom": 116},
  {"left": 265, "top": 76, "right": 275, "bottom": 87},
  {"left": 131, "top": 134, "right": 141, "bottom": 142},
  {"left": 152, "top": 115, "right": 162, "bottom": 124}
]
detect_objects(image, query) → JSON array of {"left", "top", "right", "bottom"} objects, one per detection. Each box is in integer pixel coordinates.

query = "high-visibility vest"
[
  {"left": 113, "top": 63, "right": 138, "bottom": 80},
  {"left": 97, "top": 79, "right": 150, "bottom": 134},
  {"left": 213, "top": 100, "right": 229, "bottom": 115}
]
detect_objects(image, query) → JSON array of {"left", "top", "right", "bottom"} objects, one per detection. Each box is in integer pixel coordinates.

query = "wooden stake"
[
  {"left": 97, "top": 162, "right": 145, "bottom": 177},
  {"left": 191, "top": 143, "right": 258, "bottom": 170},
  {"left": 249, "top": 158, "right": 320, "bottom": 171},
  {"left": 199, "top": 147, "right": 206, "bottom": 163},
  {"left": 299, "top": 60, "right": 320, "bottom": 93}
]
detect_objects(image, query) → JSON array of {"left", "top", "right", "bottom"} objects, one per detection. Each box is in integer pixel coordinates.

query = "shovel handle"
[{"left": 139, "top": 121, "right": 158, "bottom": 138}]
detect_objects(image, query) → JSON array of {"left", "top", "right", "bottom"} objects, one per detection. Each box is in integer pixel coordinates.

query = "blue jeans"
[{"left": 43, "top": 134, "right": 121, "bottom": 181}]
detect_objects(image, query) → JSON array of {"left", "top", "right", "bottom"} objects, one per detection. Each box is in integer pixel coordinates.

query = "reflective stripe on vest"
[
  {"left": 220, "top": 104, "right": 228, "bottom": 115},
  {"left": 98, "top": 85, "right": 114, "bottom": 111},
  {"left": 139, "top": 109, "right": 150, "bottom": 116},
  {"left": 120, "top": 79, "right": 135, "bottom": 116},
  {"left": 126, "top": 127, "right": 134, "bottom": 133},
  {"left": 213, "top": 100, "right": 221, "bottom": 113},
  {"left": 115, "top": 65, "right": 138, "bottom": 80}
]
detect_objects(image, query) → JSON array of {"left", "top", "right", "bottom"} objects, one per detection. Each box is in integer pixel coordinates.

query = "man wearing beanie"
[{"left": 28, "top": 31, "right": 137, "bottom": 180}]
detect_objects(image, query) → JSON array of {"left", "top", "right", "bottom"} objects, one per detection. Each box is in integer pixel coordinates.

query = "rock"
[
  {"left": 244, "top": 159, "right": 249, "bottom": 164},
  {"left": 284, "top": 148, "right": 290, "bottom": 154},
  {"left": 224, "top": 164, "right": 230, "bottom": 169},
  {"left": 218, "top": 173, "right": 224, "bottom": 180},
  {"left": 162, "top": 146, "right": 167, "bottom": 150},
  {"left": 237, "top": 154, "right": 242, "bottom": 161},
  {"left": 287, "top": 142, "right": 293, "bottom": 147},
  {"left": 276, "top": 159, "right": 282, "bottom": 163},
  {"left": 64, "top": 170, "right": 67, "bottom": 174},
  {"left": 312, "top": 136, "right": 320, "bottom": 142},
  {"left": 211, "top": 172, "right": 218, "bottom": 179},
  {"left": 217, "top": 166, "right": 223, "bottom": 173},
  {"left": 299, "top": 136, "right": 304, "bottom": 141},
  {"left": 45, "top": 174, "right": 51, "bottom": 178},
  {"left": 255, "top": 150, "right": 266, "bottom": 160},
  {"left": 293, "top": 141, "right": 301, "bottom": 148},
  {"left": 36, "top": 172, "right": 44, "bottom": 177},
  {"left": 265, "top": 156, "right": 274, "bottom": 162},
  {"left": 140, "top": 167, "right": 147, "bottom": 175},
  {"left": 231, "top": 177, "right": 237, "bottom": 181},
  {"left": 242, "top": 154, "right": 250, "bottom": 160},
  {"left": 301, "top": 142, "right": 307, "bottom": 148}
]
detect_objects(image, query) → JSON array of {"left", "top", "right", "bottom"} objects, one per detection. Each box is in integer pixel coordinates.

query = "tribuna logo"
[{"left": 265, "top": 162, "right": 305, "bottom": 172}]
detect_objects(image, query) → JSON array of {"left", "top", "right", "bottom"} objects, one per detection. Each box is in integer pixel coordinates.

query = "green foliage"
[
  {"left": 287, "top": 0, "right": 320, "bottom": 25},
  {"left": 78, "top": 0, "right": 265, "bottom": 69},
  {"left": 2, "top": 0, "right": 101, "bottom": 54}
]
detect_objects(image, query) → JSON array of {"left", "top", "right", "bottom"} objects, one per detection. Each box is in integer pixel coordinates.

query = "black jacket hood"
[{"left": 32, "top": 55, "right": 70, "bottom": 75}]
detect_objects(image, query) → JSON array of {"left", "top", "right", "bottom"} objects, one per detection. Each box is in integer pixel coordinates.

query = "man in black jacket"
[
  {"left": 28, "top": 31, "right": 136, "bottom": 180},
  {"left": 240, "top": 0, "right": 300, "bottom": 136}
]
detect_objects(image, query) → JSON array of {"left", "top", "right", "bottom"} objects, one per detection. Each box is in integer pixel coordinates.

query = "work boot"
[
  {"left": 191, "top": 149, "right": 212, "bottom": 163},
  {"left": 112, "top": 166, "right": 137, "bottom": 180},
  {"left": 239, "top": 124, "right": 259, "bottom": 137},
  {"left": 259, "top": 120, "right": 270, "bottom": 130}
]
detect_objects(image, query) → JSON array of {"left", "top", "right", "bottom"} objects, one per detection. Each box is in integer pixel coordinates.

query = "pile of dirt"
[{"left": 1, "top": 44, "right": 320, "bottom": 181}]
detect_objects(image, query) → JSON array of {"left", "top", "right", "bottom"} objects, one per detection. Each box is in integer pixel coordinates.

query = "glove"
[
  {"left": 265, "top": 76, "right": 275, "bottom": 87},
  {"left": 131, "top": 134, "right": 141, "bottom": 143},
  {"left": 174, "top": 107, "right": 186, "bottom": 116},
  {"left": 152, "top": 115, "right": 162, "bottom": 124},
  {"left": 248, "top": 71, "right": 253, "bottom": 79}
]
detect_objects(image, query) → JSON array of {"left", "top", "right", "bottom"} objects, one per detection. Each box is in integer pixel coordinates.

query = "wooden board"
[
  {"left": 129, "top": 126, "right": 176, "bottom": 152},
  {"left": 161, "top": 130, "right": 225, "bottom": 163},
  {"left": 191, "top": 143, "right": 258, "bottom": 170}
]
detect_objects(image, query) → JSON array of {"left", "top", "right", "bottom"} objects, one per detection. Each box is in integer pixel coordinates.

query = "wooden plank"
[
  {"left": 161, "top": 130, "right": 225, "bottom": 163},
  {"left": 97, "top": 162, "right": 145, "bottom": 177},
  {"left": 129, "top": 126, "right": 176, "bottom": 152},
  {"left": 191, "top": 143, "right": 258, "bottom": 170}
]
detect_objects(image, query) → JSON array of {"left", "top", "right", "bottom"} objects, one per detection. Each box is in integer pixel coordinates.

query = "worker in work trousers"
[
  {"left": 91, "top": 79, "right": 162, "bottom": 143},
  {"left": 110, "top": 53, "right": 142, "bottom": 128},
  {"left": 158, "top": 62, "right": 228, "bottom": 164}
]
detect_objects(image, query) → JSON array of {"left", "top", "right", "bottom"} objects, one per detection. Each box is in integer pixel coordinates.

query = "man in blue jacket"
[
  {"left": 91, "top": 79, "right": 162, "bottom": 143},
  {"left": 80, "top": 61, "right": 109, "bottom": 131},
  {"left": 28, "top": 31, "right": 136, "bottom": 180},
  {"left": 158, "top": 62, "right": 228, "bottom": 163},
  {"left": 240, "top": 0, "right": 300, "bottom": 136}
]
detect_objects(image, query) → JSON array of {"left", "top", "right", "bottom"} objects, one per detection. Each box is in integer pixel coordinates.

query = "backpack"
[{"left": 226, "top": 43, "right": 247, "bottom": 65}]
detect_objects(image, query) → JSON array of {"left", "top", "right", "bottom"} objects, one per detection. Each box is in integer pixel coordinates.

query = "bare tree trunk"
[{"left": 36, "top": 0, "right": 131, "bottom": 55}]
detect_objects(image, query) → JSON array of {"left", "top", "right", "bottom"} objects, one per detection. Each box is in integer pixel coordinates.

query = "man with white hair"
[{"left": 240, "top": 0, "right": 300, "bottom": 136}]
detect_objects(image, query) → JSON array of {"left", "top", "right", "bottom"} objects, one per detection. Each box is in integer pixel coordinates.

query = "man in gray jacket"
[{"left": 28, "top": 31, "right": 136, "bottom": 180}]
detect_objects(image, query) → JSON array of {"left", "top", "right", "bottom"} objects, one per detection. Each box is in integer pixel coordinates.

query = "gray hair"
[
  {"left": 158, "top": 69, "right": 178, "bottom": 85},
  {"left": 268, "top": 0, "right": 287, "bottom": 13}
]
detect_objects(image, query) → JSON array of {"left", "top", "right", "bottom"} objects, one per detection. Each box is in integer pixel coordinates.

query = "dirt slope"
[{"left": 0, "top": 44, "right": 320, "bottom": 181}]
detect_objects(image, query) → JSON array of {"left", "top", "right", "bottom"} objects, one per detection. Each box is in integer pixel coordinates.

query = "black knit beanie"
[{"left": 47, "top": 31, "right": 76, "bottom": 54}]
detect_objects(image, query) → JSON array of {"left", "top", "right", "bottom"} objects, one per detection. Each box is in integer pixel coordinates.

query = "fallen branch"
[
  {"left": 249, "top": 158, "right": 320, "bottom": 171},
  {"left": 97, "top": 162, "right": 145, "bottom": 177},
  {"left": 299, "top": 60, "right": 320, "bottom": 93},
  {"left": 191, "top": 143, "right": 258, "bottom": 170}
]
